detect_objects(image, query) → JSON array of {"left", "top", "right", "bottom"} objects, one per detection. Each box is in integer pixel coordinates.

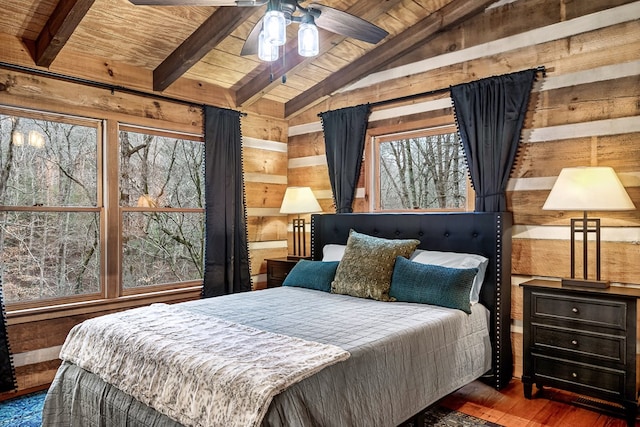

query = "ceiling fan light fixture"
[
  {"left": 264, "top": 10, "right": 286, "bottom": 46},
  {"left": 258, "top": 30, "right": 279, "bottom": 62},
  {"left": 298, "top": 18, "right": 319, "bottom": 57}
]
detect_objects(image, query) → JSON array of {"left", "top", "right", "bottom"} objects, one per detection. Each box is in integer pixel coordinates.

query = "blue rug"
[
  {"left": 0, "top": 391, "right": 501, "bottom": 427},
  {"left": 0, "top": 390, "right": 46, "bottom": 427}
]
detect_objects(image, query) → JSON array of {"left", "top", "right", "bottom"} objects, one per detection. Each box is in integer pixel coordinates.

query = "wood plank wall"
[
  {"left": 0, "top": 36, "right": 288, "bottom": 395},
  {"left": 0, "top": 0, "right": 638, "bottom": 398},
  {"left": 287, "top": 0, "right": 640, "bottom": 379}
]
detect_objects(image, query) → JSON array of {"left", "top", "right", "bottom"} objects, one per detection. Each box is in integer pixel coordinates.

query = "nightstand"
[
  {"left": 266, "top": 258, "right": 300, "bottom": 288},
  {"left": 521, "top": 279, "right": 640, "bottom": 426}
]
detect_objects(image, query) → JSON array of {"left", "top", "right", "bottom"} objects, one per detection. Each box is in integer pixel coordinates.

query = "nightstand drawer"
[
  {"left": 531, "top": 324, "right": 625, "bottom": 363},
  {"left": 532, "top": 292, "right": 627, "bottom": 330},
  {"left": 268, "top": 262, "right": 291, "bottom": 281},
  {"left": 533, "top": 354, "right": 626, "bottom": 399},
  {"left": 266, "top": 258, "right": 299, "bottom": 288}
]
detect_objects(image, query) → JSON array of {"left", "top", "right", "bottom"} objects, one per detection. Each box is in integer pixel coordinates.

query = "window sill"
[{"left": 6, "top": 286, "right": 203, "bottom": 325}]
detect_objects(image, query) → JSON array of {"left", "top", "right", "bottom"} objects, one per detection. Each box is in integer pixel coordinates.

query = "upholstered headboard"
[{"left": 310, "top": 212, "right": 513, "bottom": 390}]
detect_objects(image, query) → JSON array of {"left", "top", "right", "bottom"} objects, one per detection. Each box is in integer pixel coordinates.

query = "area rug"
[
  {"left": 404, "top": 404, "right": 504, "bottom": 427},
  {"left": 0, "top": 390, "right": 46, "bottom": 427},
  {"left": 0, "top": 391, "right": 502, "bottom": 427}
]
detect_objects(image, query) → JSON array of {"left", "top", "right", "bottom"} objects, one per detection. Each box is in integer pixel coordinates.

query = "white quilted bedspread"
[{"left": 59, "top": 303, "right": 350, "bottom": 427}]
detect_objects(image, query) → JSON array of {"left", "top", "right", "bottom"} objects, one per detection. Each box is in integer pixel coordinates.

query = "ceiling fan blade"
[
  {"left": 128, "top": 0, "right": 266, "bottom": 6},
  {"left": 308, "top": 3, "right": 388, "bottom": 44},
  {"left": 240, "top": 17, "right": 263, "bottom": 56}
]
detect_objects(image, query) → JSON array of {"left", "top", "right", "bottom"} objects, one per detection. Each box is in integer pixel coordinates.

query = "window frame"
[
  {"left": 1, "top": 107, "right": 206, "bottom": 312},
  {"left": 116, "top": 123, "right": 205, "bottom": 297},
  {"left": 0, "top": 105, "right": 106, "bottom": 311},
  {"left": 367, "top": 123, "right": 475, "bottom": 213}
]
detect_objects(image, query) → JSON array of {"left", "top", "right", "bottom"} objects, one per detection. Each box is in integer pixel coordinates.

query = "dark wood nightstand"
[
  {"left": 521, "top": 279, "right": 640, "bottom": 426},
  {"left": 266, "top": 258, "right": 300, "bottom": 288}
]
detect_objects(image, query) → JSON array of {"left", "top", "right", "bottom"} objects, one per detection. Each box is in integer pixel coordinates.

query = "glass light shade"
[
  {"left": 28, "top": 130, "right": 45, "bottom": 148},
  {"left": 263, "top": 10, "right": 286, "bottom": 47},
  {"left": 280, "top": 187, "right": 322, "bottom": 214},
  {"left": 11, "top": 131, "right": 24, "bottom": 146},
  {"left": 543, "top": 166, "right": 635, "bottom": 211},
  {"left": 298, "top": 22, "right": 319, "bottom": 57},
  {"left": 258, "top": 31, "right": 279, "bottom": 62}
]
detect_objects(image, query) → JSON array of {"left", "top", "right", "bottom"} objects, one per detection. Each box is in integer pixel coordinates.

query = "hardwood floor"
[{"left": 438, "top": 379, "right": 636, "bottom": 426}]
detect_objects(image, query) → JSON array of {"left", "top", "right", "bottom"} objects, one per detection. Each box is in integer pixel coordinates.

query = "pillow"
[
  {"left": 410, "top": 250, "right": 489, "bottom": 304},
  {"left": 389, "top": 256, "right": 477, "bottom": 314},
  {"left": 322, "top": 244, "right": 346, "bottom": 262},
  {"left": 282, "top": 260, "right": 339, "bottom": 292},
  {"left": 331, "top": 230, "right": 419, "bottom": 301}
]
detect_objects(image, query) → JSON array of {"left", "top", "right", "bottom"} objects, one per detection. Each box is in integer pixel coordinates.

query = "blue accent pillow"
[
  {"left": 389, "top": 256, "right": 478, "bottom": 314},
  {"left": 282, "top": 260, "right": 340, "bottom": 292}
]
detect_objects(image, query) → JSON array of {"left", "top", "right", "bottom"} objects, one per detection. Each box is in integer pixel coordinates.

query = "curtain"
[
  {"left": 450, "top": 69, "right": 537, "bottom": 212},
  {"left": 319, "top": 104, "right": 371, "bottom": 213},
  {"left": 202, "top": 106, "right": 251, "bottom": 298},
  {"left": 0, "top": 281, "right": 16, "bottom": 392}
]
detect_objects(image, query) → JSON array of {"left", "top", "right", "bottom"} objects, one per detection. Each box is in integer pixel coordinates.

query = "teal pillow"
[
  {"left": 389, "top": 256, "right": 477, "bottom": 314},
  {"left": 282, "top": 260, "right": 339, "bottom": 292}
]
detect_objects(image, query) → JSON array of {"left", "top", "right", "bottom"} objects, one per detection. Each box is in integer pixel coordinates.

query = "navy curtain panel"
[
  {"left": 202, "top": 106, "right": 251, "bottom": 298},
  {"left": 320, "top": 104, "right": 371, "bottom": 213},
  {"left": 0, "top": 281, "right": 16, "bottom": 392},
  {"left": 450, "top": 69, "right": 537, "bottom": 212}
]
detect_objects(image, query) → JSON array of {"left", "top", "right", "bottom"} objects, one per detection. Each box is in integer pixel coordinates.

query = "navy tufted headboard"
[{"left": 310, "top": 212, "right": 513, "bottom": 390}]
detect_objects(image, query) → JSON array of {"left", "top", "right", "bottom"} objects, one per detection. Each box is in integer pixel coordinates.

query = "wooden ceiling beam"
[
  {"left": 153, "top": 6, "right": 257, "bottom": 92},
  {"left": 26, "top": 0, "right": 96, "bottom": 68},
  {"left": 235, "top": 0, "right": 403, "bottom": 107},
  {"left": 284, "top": 0, "right": 497, "bottom": 118}
]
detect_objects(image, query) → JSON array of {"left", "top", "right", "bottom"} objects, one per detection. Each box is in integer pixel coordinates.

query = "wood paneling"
[
  {"left": 508, "top": 189, "right": 640, "bottom": 227},
  {"left": 512, "top": 239, "right": 640, "bottom": 284},
  {"left": 243, "top": 147, "right": 287, "bottom": 176},
  {"left": 285, "top": 0, "right": 640, "bottom": 395}
]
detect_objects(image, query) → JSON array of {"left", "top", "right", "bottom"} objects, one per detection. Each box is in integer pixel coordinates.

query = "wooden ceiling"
[{"left": 4, "top": 0, "right": 499, "bottom": 117}]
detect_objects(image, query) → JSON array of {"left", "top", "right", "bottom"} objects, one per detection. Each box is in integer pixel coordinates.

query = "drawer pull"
[
  {"left": 572, "top": 372, "right": 578, "bottom": 378},
  {"left": 571, "top": 340, "right": 578, "bottom": 346},
  {"left": 571, "top": 307, "right": 579, "bottom": 314}
]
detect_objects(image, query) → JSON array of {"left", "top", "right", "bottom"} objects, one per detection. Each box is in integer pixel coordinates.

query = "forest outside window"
[
  {"left": 0, "top": 106, "right": 205, "bottom": 310},
  {"left": 0, "top": 107, "right": 102, "bottom": 308},
  {"left": 119, "top": 126, "right": 204, "bottom": 293},
  {"left": 370, "top": 125, "right": 472, "bottom": 211}
]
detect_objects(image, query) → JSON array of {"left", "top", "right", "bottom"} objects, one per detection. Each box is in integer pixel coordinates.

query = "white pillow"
[
  {"left": 409, "top": 249, "right": 489, "bottom": 304},
  {"left": 322, "top": 244, "right": 346, "bottom": 262}
]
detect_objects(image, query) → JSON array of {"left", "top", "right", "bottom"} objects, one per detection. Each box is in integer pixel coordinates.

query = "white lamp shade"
[
  {"left": 280, "top": 187, "right": 322, "bottom": 214},
  {"left": 542, "top": 167, "right": 635, "bottom": 211},
  {"left": 258, "top": 30, "right": 279, "bottom": 62},
  {"left": 264, "top": 10, "right": 286, "bottom": 47},
  {"left": 298, "top": 22, "right": 319, "bottom": 57}
]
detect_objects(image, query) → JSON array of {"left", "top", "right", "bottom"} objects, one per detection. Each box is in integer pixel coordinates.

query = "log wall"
[
  {"left": 287, "top": 0, "right": 640, "bottom": 379},
  {"left": 0, "top": 0, "right": 638, "bottom": 398},
  {"left": 0, "top": 37, "right": 287, "bottom": 395}
]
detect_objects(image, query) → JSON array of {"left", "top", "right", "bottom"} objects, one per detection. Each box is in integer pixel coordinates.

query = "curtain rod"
[
  {"left": 0, "top": 61, "right": 247, "bottom": 117},
  {"left": 326, "top": 66, "right": 548, "bottom": 113}
]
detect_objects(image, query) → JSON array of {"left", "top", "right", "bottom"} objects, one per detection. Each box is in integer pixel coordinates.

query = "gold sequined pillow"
[{"left": 331, "top": 230, "right": 420, "bottom": 301}]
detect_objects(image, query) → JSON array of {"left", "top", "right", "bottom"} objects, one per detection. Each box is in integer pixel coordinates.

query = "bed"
[{"left": 42, "top": 212, "right": 513, "bottom": 427}]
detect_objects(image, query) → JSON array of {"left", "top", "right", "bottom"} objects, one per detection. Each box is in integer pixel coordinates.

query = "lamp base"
[{"left": 561, "top": 278, "right": 610, "bottom": 289}]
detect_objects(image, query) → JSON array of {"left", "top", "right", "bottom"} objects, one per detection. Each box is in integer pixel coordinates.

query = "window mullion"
[{"left": 104, "top": 120, "right": 121, "bottom": 299}]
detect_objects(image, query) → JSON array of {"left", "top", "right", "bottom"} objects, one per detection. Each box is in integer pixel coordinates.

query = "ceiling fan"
[{"left": 129, "top": 0, "right": 389, "bottom": 61}]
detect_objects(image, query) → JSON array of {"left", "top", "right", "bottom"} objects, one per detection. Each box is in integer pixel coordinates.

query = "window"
[
  {"left": 119, "top": 126, "right": 204, "bottom": 292},
  {"left": 0, "top": 107, "right": 102, "bottom": 305},
  {"left": 370, "top": 125, "right": 471, "bottom": 211},
  {"left": 0, "top": 107, "right": 205, "bottom": 308}
]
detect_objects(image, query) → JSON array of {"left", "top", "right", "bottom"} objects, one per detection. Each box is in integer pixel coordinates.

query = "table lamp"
[
  {"left": 280, "top": 187, "right": 322, "bottom": 258},
  {"left": 542, "top": 166, "right": 635, "bottom": 288}
]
